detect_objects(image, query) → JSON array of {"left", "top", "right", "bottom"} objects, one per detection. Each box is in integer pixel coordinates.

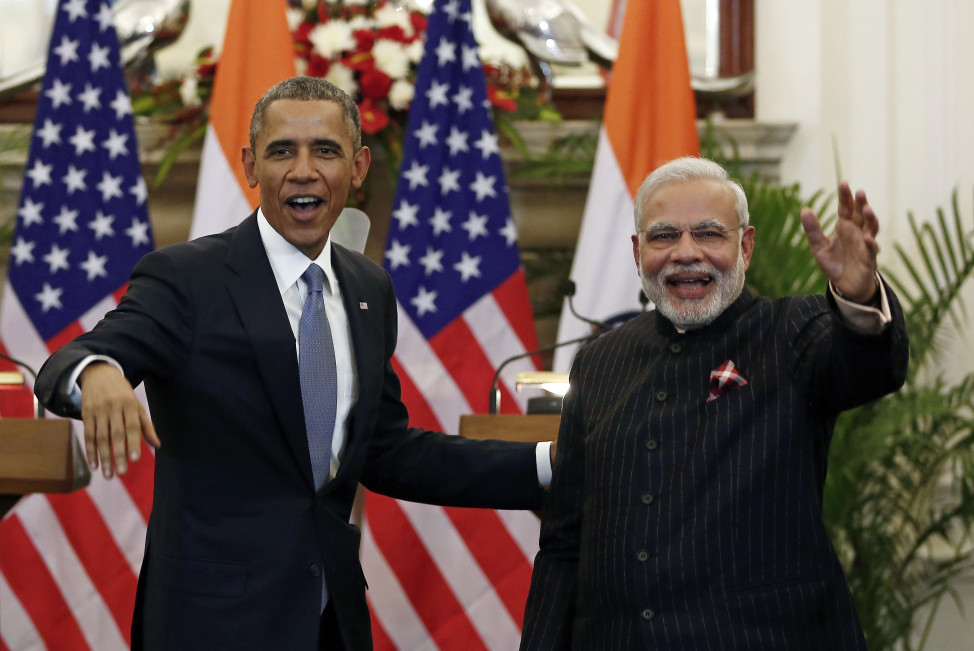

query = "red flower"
[
  {"left": 354, "top": 29, "right": 376, "bottom": 52},
  {"left": 377, "top": 25, "right": 408, "bottom": 43},
  {"left": 410, "top": 12, "right": 428, "bottom": 33},
  {"left": 342, "top": 51, "right": 374, "bottom": 73},
  {"left": 359, "top": 99, "right": 389, "bottom": 134},
  {"left": 360, "top": 69, "right": 392, "bottom": 100},
  {"left": 294, "top": 21, "right": 314, "bottom": 46},
  {"left": 487, "top": 85, "right": 517, "bottom": 113},
  {"left": 196, "top": 62, "right": 217, "bottom": 78},
  {"left": 306, "top": 54, "right": 331, "bottom": 78}
]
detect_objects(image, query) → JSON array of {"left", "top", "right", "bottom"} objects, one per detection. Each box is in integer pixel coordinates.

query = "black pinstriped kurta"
[{"left": 521, "top": 287, "right": 908, "bottom": 650}]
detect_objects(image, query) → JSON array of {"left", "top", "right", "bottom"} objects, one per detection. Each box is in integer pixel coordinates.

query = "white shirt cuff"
[
  {"left": 536, "top": 441, "right": 553, "bottom": 487},
  {"left": 64, "top": 355, "right": 124, "bottom": 410},
  {"left": 830, "top": 273, "right": 892, "bottom": 335}
]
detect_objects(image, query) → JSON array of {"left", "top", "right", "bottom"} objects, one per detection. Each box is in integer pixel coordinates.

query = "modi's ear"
[
  {"left": 632, "top": 233, "right": 641, "bottom": 275},
  {"left": 351, "top": 146, "right": 371, "bottom": 189},
  {"left": 241, "top": 147, "right": 258, "bottom": 188},
  {"left": 741, "top": 225, "right": 756, "bottom": 270}
]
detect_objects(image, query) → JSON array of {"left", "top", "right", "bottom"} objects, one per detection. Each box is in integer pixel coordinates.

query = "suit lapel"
[
  {"left": 224, "top": 213, "right": 316, "bottom": 489},
  {"left": 330, "top": 245, "right": 385, "bottom": 485}
]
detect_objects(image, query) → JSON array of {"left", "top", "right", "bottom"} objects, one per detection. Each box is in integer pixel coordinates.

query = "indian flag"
[
  {"left": 189, "top": 0, "right": 296, "bottom": 239},
  {"left": 553, "top": 0, "right": 700, "bottom": 372}
]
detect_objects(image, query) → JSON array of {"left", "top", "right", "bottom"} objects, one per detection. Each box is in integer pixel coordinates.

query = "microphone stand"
[{"left": 488, "top": 333, "right": 594, "bottom": 415}]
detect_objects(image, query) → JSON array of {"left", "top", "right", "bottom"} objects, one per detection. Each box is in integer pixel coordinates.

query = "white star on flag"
[
  {"left": 410, "top": 285, "right": 438, "bottom": 316},
  {"left": 37, "top": 119, "right": 63, "bottom": 147},
  {"left": 78, "top": 82, "right": 102, "bottom": 111},
  {"left": 18, "top": 198, "right": 45, "bottom": 226},
  {"left": 53, "top": 36, "right": 80, "bottom": 64},
  {"left": 385, "top": 240, "right": 412, "bottom": 269},
  {"left": 414, "top": 121, "right": 438, "bottom": 147},
  {"left": 392, "top": 199, "right": 420, "bottom": 229},
  {"left": 453, "top": 250, "right": 482, "bottom": 281},
  {"left": 402, "top": 161, "right": 429, "bottom": 190},
  {"left": 438, "top": 166, "right": 461, "bottom": 194},
  {"left": 419, "top": 246, "right": 444, "bottom": 275}
]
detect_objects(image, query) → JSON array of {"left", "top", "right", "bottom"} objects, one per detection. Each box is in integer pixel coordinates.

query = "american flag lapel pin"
[{"left": 359, "top": 302, "right": 368, "bottom": 310}]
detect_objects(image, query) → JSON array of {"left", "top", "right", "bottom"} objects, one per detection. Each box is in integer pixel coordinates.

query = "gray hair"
[
  {"left": 633, "top": 157, "right": 749, "bottom": 230},
  {"left": 249, "top": 76, "right": 362, "bottom": 151}
]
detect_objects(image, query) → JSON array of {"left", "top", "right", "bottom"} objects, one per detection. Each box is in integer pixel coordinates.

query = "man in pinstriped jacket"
[{"left": 521, "top": 157, "right": 908, "bottom": 650}]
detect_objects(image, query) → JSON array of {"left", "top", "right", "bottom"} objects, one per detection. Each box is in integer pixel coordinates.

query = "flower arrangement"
[
  {"left": 287, "top": 0, "right": 427, "bottom": 164},
  {"left": 131, "top": 1, "right": 559, "bottom": 192}
]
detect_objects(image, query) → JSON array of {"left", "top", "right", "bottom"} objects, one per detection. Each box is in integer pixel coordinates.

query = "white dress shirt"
[{"left": 257, "top": 210, "right": 357, "bottom": 481}]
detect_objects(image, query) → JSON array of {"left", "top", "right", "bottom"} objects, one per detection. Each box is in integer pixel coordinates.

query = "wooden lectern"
[
  {"left": 0, "top": 419, "right": 91, "bottom": 518},
  {"left": 458, "top": 414, "right": 560, "bottom": 443}
]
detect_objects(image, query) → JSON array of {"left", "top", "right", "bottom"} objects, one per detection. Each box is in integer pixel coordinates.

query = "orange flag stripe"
[
  {"left": 604, "top": 0, "right": 699, "bottom": 197},
  {"left": 210, "top": 0, "right": 297, "bottom": 208}
]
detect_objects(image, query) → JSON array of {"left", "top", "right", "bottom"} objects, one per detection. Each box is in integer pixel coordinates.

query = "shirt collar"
[{"left": 256, "top": 207, "right": 338, "bottom": 296}]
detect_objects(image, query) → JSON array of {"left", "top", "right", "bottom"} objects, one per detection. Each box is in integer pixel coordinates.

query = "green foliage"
[
  {"left": 503, "top": 123, "right": 599, "bottom": 183},
  {"left": 742, "top": 177, "right": 833, "bottom": 297},
  {"left": 743, "top": 177, "right": 974, "bottom": 650}
]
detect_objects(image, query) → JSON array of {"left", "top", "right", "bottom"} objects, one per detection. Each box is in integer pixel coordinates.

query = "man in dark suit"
[
  {"left": 35, "top": 77, "right": 550, "bottom": 650},
  {"left": 520, "top": 157, "right": 909, "bottom": 650}
]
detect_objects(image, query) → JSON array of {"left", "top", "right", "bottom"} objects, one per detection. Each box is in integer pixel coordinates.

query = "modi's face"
[{"left": 631, "top": 179, "right": 755, "bottom": 330}]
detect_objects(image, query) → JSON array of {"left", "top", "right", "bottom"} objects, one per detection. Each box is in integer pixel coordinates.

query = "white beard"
[{"left": 639, "top": 252, "right": 747, "bottom": 330}]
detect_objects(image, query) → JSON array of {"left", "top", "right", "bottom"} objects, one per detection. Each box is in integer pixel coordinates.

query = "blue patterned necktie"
[{"left": 299, "top": 263, "right": 338, "bottom": 492}]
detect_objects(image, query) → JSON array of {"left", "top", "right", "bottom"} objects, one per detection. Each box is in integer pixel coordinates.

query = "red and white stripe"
[
  {"left": 363, "top": 273, "right": 541, "bottom": 650},
  {"left": 0, "top": 283, "right": 151, "bottom": 651}
]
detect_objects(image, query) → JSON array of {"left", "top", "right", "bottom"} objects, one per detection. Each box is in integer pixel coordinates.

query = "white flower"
[
  {"left": 343, "top": 0, "right": 369, "bottom": 5},
  {"left": 325, "top": 62, "right": 358, "bottom": 96},
  {"left": 286, "top": 8, "right": 305, "bottom": 32},
  {"left": 179, "top": 74, "right": 200, "bottom": 107},
  {"left": 388, "top": 80, "right": 415, "bottom": 111},
  {"left": 301, "top": 0, "right": 317, "bottom": 9},
  {"left": 406, "top": 39, "right": 425, "bottom": 64},
  {"left": 372, "top": 39, "right": 410, "bottom": 80},
  {"left": 373, "top": 4, "right": 413, "bottom": 36},
  {"left": 309, "top": 21, "right": 356, "bottom": 58},
  {"left": 346, "top": 15, "right": 373, "bottom": 31}
]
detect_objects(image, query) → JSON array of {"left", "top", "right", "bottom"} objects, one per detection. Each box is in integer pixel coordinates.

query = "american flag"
[
  {"left": 361, "top": 0, "right": 543, "bottom": 648},
  {"left": 0, "top": 1, "right": 154, "bottom": 649}
]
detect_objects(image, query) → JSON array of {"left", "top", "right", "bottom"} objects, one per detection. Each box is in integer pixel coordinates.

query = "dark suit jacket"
[
  {"left": 35, "top": 213, "right": 543, "bottom": 651},
  {"left": 520, "top": 287, "right": 908, "bottom": 650}
]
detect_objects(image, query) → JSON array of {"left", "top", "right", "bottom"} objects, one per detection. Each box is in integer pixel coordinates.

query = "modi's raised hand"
[{"left": 800, "top": 182, "right": 881, "bottom": 304}]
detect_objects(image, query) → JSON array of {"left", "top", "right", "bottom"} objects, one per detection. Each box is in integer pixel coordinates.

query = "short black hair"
[{"left": 249, "top": 76, "right": 362, "bottom": 151}]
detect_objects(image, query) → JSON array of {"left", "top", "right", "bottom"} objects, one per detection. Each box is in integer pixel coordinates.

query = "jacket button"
[
  {"left": 646, "top": 439, "right": 659, "bottom": 450},
  {"left": 655, "top": 390, "right": 667, "bottom": 402},
  {"left": 636, "top": 550, "right": 649, "bottom": 562},
  {"left": 641, "top": 608, "right": 655, "bottom": 620},
  {"left": 309, "top": 564, "right": 322, "bottom": 577},
  {"left": 670, "top": 343, "right": 682, "bottom": 353},
  {"left": 641, "top": 493, "right": 655, "bottom": 505}
]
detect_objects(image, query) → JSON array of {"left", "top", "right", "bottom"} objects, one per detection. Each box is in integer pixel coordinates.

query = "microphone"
[
  {"left": 562, "top": 280, "right": 610, "bottom": 334},
  {"left": 487, "top": 281, "right": 613, "bottom": 414},
  {"left": 488, "top": 333, "right": 593, "bottom": 415},
  {"left": 0, "top": 351, "right": 44, "bottom": 418}
]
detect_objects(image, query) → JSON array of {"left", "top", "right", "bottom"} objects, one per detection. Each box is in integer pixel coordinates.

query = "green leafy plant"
[{"left": 742, "top": 173, "right": 974, "bottom": 650}]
